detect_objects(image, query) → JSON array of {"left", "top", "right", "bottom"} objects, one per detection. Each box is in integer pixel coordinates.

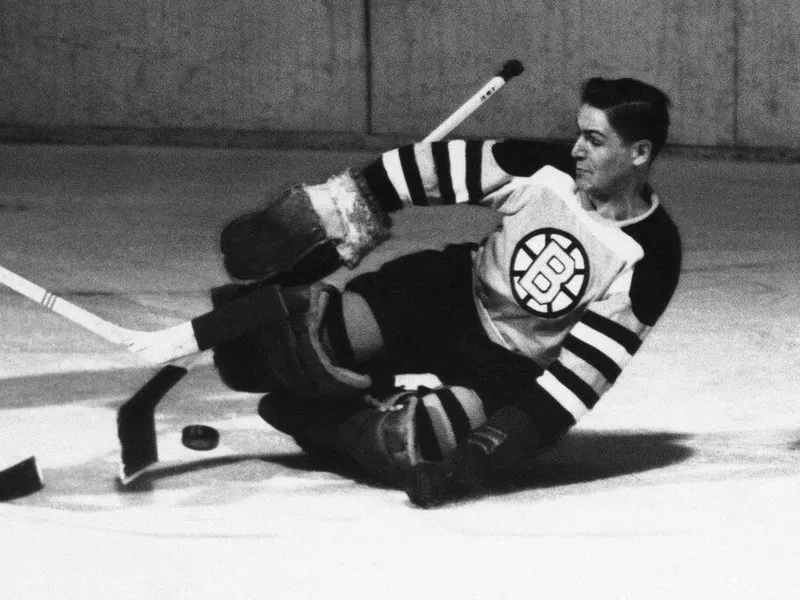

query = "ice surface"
[{"left": 1, "top": 144, "right": 799, "bottom": 599}]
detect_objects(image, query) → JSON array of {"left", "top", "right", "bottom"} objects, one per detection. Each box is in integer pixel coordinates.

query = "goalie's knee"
[{"left": 338, "top": 389, "right": 422, "bottom": 484}]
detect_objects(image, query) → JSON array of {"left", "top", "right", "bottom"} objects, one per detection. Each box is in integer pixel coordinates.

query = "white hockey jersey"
[{"left": 361, "top": 139, "right": 681, "bottom": 424}]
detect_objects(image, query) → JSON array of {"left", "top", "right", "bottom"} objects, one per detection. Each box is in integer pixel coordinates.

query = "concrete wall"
[
  {"left": 370, "top": 0, "right": 737, "bottom": 147},
  {"left": 737, "top": 0, "right": 800, "bottom": 148},
  {"left": 0, "top": 0, "right": 367, "bottom": 132},
  {"left": 0, "top": 0, "right": 798, "bottom": 153}
]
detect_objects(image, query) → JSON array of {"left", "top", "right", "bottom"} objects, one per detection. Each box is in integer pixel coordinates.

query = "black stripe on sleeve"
[
  {"left": 581, "top": 311, "right": 643, "bottom": 355},
  {"left": 399, "top": 144, "right": 428, "bottom": 206},
  {"left": 547, "top": 360, "right": 601, "bottom": 409},
  {"left": 491, "top": 139, "right": 575, "bottom": 176},
  {"left": 465, "top": 140, "right": 484, "bottom": 203},
  {"left": 431, "top": 142, "right": 456, "bottom": 205},
  {"left": 562, "top": 335, "right": 622, "bottom": 383},
  {"left": 360, "top": 159, "right": 404, "bottom": 212},
  {"left": 436, "top": 388, "right": 473, "bottom": 444}
]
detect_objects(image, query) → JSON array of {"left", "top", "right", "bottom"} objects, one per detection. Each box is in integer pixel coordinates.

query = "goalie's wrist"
[{"left": 307, "top": 169, "right": 391, "bottom": 269}]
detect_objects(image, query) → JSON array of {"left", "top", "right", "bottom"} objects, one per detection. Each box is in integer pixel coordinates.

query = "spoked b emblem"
[{"left": 510, "top": 228, "right": 589, "bottom": 317}]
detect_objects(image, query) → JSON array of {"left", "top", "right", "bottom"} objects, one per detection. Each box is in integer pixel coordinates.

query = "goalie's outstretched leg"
[{"left": 258, "top": 385, "right": 490, "bottom": 487}]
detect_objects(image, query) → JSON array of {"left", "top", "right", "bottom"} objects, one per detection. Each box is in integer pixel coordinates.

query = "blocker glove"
[{"left": 221, "top": 169, "right": 390, "bottom": 282}]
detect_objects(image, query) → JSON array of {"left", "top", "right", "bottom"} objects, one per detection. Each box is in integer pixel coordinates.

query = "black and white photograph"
[{"left": 1, "top": 2, "right": 798, "bottom": 598}]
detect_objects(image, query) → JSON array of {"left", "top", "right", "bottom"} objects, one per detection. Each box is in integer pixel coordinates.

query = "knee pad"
[{"left": 338, "top": 389, "right": 422, "bottom": 485}]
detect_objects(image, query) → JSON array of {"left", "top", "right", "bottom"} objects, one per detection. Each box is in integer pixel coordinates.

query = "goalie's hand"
[{"left": 404, "top": 441, "right": 490, "bottom": 508}]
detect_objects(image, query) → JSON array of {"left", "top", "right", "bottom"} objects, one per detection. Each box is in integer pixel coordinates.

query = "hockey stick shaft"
[
  {"left": 421, "top": 59, "right": 524, "bottom": 143},
  {"left": 0, "top": 264, "right": 131, "bottom": 344}
]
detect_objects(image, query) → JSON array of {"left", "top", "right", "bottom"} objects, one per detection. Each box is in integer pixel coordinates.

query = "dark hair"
[{"left": 581, "top": 77, "right": 671, "bottom": 160}]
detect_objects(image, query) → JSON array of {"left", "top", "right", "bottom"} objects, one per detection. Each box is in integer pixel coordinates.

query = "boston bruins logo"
[{"left": 510, "top": 228, "right": 589, "bottom": 317}]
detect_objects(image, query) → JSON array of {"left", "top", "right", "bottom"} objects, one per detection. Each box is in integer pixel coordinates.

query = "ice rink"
[{"left": 1, "top": 142, "right": 799, "bottom": 599}]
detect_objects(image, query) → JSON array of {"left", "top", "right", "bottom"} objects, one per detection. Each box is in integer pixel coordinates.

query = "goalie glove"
[
  {"left": 405, "top": 405, "right": 541, "bottom": 508},
  {"left": 221, "top": 169, "right": 391, "bottom": 281}
]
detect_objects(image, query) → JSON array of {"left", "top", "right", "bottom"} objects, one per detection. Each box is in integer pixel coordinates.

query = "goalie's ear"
[{"left": 631, "top": 139, "right": 653, "bottom": 167}]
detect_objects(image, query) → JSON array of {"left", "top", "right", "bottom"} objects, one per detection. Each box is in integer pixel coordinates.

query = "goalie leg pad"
[
  {"left": 337, "top": 385, "right": 487, "bottom": 486},
  {"left": 266, "top": 283, "right": 373, "bottom": 399},
  {"left": 257, "top": 384, "right": 490, "bottom": 488},
  {"left": 211, "top": 282, "right": 371, "bottom": 397},
  {"left": 337, "top": 389, "right": 423, "bottom": 485},
  {"left": 258, "top": 390, "right": 368, "bottom": 465}
]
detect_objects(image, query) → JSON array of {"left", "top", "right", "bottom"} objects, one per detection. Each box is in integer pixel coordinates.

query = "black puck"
[
  {"left": 181, "top": 425, "right": 220, "bottom": 451},
  {"left": 0, "top": 456, "right": 44, "bottom": 501}
]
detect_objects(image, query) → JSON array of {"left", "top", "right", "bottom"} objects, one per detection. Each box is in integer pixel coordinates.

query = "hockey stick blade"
[
  {"left": 117, "top": 359, "right": 195, "bottom": 484},
  {"left": 116, "top": 285, "right": 291, "bottom": 486}
]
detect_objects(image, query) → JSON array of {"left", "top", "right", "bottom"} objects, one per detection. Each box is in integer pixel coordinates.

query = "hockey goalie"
[{"left": 213, "top": 77, "right": 682, "bottom": 507}]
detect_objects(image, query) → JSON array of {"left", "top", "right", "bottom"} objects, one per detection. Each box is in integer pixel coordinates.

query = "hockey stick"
[
  {"left": 116, "top": 59, "right": 525, "bottom": 484},
  {"left": 0, "top": 264, "right": 288, "bottom": 364}
]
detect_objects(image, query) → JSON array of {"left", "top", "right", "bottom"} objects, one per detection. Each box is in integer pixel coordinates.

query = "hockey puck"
[
  {"left": 0, "top": 456, "right": 44, "bottom": 501},
  {"left": 181, "top": 425, "right": 220, "bottom": 451}
]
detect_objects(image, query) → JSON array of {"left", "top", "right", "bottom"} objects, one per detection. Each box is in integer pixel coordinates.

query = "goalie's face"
[{"left": 571, "top": 104, "right": 642, "bottom": 202}]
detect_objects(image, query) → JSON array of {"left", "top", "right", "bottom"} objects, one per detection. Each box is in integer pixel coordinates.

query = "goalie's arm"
[
  {"left": 220, "top": 140, "right": 574, "bottom": 281},
  {"left": 359, "top": 139, "right": 575, "bottom": 211}
]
